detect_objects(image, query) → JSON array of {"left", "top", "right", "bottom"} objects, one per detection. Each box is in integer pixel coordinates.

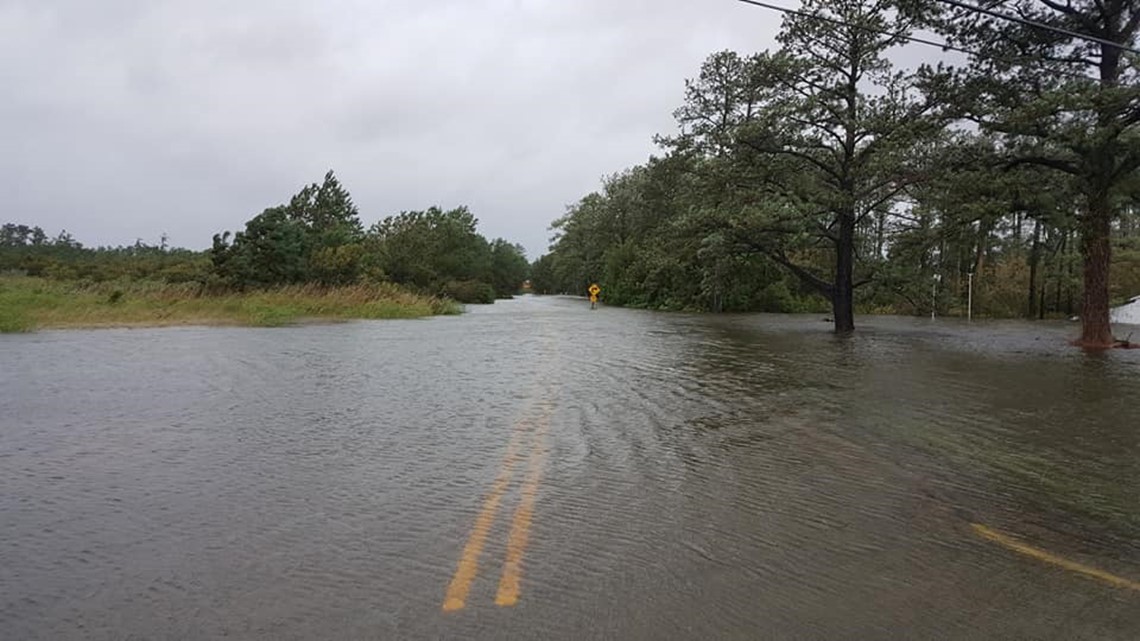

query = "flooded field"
[{"left": 2, "top": 295, "right": 1138, "bottom": 639}]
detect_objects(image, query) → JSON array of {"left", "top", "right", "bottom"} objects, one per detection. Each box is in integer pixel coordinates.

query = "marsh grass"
[{"left": 0, "top": 276, "right": 459, "bottom": 332}]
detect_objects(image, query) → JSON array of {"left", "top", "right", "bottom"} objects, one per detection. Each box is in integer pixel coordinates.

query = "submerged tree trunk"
[
  {"left": 833, "top": 212, "right": 856, "bottom": 333},
  {"left": 1078, "top": 195, "right": 1114, "bottom": 347},
  {"left": 1074, "top": 39, "right": 1125, "bottom": 348}
]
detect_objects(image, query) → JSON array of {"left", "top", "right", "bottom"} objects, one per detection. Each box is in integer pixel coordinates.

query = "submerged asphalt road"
[{"left": 2, "top": 295, "right": 1139, "bottom": 639}]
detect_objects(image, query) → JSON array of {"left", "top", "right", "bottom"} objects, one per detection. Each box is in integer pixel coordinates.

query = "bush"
[
  {"left": 154, "top": 259, "right": 211, "bottom": 284},
  {"left": 442, "top": 280, "right": 496, "bottom": 304}
]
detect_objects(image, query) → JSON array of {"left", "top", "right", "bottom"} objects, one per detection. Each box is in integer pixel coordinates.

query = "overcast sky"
[{"left": 2, "top": 0, "right": 797, "bottom": 257}]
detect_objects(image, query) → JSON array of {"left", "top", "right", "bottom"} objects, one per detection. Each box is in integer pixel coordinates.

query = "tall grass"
[{"left": 0, "top": 277, "right": 460, "bottom": 332}]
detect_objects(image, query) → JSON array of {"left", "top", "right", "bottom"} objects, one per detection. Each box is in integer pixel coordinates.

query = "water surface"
[{"left": 2, "top": 296, "right": 1138, "bottom": 639}]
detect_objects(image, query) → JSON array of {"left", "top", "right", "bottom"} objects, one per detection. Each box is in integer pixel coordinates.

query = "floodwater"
[{"left": 2, "top": 295, "right": 1138, "bottom": 640}]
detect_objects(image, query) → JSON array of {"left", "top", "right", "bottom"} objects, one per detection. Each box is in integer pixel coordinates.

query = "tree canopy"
[
  {"left": 534, "top": 0, "right": 1140, "bottom": 341},
  {"left": 4, "top": 171, "right": 529, "bottom": 305}
]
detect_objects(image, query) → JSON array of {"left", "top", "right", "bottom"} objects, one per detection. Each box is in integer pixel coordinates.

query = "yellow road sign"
[{"left": 588, "top": 284, "right": 600, "bottom": 296}]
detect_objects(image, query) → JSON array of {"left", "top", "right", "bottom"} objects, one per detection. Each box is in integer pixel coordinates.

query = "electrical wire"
[
  {"left": 932, "top": 0, "right": 1140, "bottom": 56},
  {"left": 736, "top": 0, "right": 977, "bottom": 56},
  {"left": 733, "top": 0, "right": 1109, "bottom": 80}
]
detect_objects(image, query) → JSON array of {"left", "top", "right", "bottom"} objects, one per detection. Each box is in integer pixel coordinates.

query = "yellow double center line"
[{"left": 442, "top": 402, "right": 551, "bottom": 612}]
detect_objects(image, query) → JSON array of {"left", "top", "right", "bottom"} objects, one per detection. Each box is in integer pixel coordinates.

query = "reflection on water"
[{"left": 2, "top": 298, "right": 1138, "bottom": 640}]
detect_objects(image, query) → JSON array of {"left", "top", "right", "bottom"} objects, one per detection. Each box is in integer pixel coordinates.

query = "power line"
[
  {"left": 733, "top": 0, "right": 1098, "bottom": 81},
  {"left": 932, "top": 0, "right": 1140, "bottom": 56},
  {"left": 736, "top": 0, "right": 977, "bottom": 56}
]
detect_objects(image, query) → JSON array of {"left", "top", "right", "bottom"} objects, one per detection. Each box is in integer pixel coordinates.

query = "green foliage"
[
  {"left": 535, "top": 155, "right": 835, "bottom": 312},
  {"left": 309, "top": 243, "right": 367, "bottom": 286},
  {"left": 0, "top": 227, "right": 210, "bottom": 284},
  {"left": 366, "top": 206, "right": 500, "bottom": 301},
  {"left": 288, "top": 170, "right": 365, "bottom": 242},
  {"left": 1112, "top": 234, "right": 1140, "bottom": 305},
  {"left": 536, "top": 1, "right": 944, "bottom": 324},
  {"left": 211, "top": 171, "right": 366, "bottom": 288},
  {"left": 534, "top": 1, "right": 1140, "bottom": 325},
  {"left": 489, "top": 239, "right": 529, "bottom": 298},
  {"left": 3, "top": 167, "right": 522, "bottom": 323},
  {"left": 682, "top": 1, "right": 936, "bottom": 330},
  {"left": 1, "top": 223, "right": 51, "bottom": 247},
  {"left": 441, "top": 280, "right": 496, "bottom": 304},
  {"left": 529, "top": 254, "right": 558, "bottom": 294},
  {"left": 909, "top": 0, "right": 1140, "bottom": 341},
  {"left": 3, "top": 171, "right": 523, "bottom": 321},
  {"left": 212, "top": 207, "right": 310, "bottom": 288},
  {"left": 205, "top": 172, "right": 517, "bottom": 303}
]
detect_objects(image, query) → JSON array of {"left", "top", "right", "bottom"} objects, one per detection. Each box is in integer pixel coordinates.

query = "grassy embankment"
[{"left": 0, "top": 276, "right": 459, "bottom": 332}]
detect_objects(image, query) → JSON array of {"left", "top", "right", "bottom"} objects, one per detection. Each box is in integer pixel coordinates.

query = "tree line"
[
  {"left": 1, "top": 223, "right": 209, "bottom": 283},
  {"left": 533, "top": 0, "right": 1140, "bottom": 347},
  {"left": 2, "top": 172, "right": 529, "bottom": 303}
]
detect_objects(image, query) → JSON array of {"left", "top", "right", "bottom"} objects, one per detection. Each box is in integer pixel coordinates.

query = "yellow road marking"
[
  {"left": 442, "top": 331, "right": 560, "bottom": 613},
  {"left": 495, "top": 436, "right": 548, "bottom": 607},
  {"left": 971, "top": 523, "right": 1140, "bottom": 592},
  {"left": 442, "top": 434, "right": 524, "bottom": 612}
]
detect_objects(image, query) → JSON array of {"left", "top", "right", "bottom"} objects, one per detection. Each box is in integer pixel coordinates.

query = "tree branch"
[
  {"left": 738, "top": 136, "right": 844, "bottom": 184},
  {"left": 1037, "top": 0, "right": 1081, "bottom": 18},
  {"left": 758, "top": 246, "right": 835, "bottom": 297},
  {"left": 1004, "top": 155, "right": 1080, "bottom": 175}
]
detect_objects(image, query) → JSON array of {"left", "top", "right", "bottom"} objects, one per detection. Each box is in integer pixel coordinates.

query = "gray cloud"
[{"left": 2, "top": 0, "right": 808, "bottom": 256}]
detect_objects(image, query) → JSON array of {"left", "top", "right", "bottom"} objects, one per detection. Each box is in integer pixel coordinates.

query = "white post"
[{"left": 967, "top": 272, "right": 973, "bottom": 322}]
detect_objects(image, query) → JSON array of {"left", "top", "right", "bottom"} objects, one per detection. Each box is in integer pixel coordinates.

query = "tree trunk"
[
  {"left": 875, "top": 210, "right": 886, "bottom": 259},
  {"left": 1074, "top": 35, "right": 1124, "bottom": 347},
  {"left": 1078, "top": 196, "right": 1114, "bottom": 347},
  {"left": 1065, "top": 229, "right": 1075, "bottom": 316},
  {"left": 973, "top": 219, "right": 991, "bottom": 274},
  {"left": 1054, "top": 231, "right": 1065, "bottom": 315},
  {"left": 1027, "top": 219, "right": 1041, "bottom": 319},
  {"left": 832, "top": 212, "right": 856, "bottom": 333}
]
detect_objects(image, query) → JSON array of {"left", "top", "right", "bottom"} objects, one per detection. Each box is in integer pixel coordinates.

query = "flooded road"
[{"left": 2, "top": 295, "right": 1139, "bottom": 640}]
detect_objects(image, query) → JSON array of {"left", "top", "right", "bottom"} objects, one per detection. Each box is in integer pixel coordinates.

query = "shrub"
[{"left": 442, "top": 280, "right": 495, "bottom": 304}]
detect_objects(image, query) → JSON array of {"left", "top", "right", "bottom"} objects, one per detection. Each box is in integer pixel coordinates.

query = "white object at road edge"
[{"left": 1111, "top": 295, "right": 1140, "bottom": 325}]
